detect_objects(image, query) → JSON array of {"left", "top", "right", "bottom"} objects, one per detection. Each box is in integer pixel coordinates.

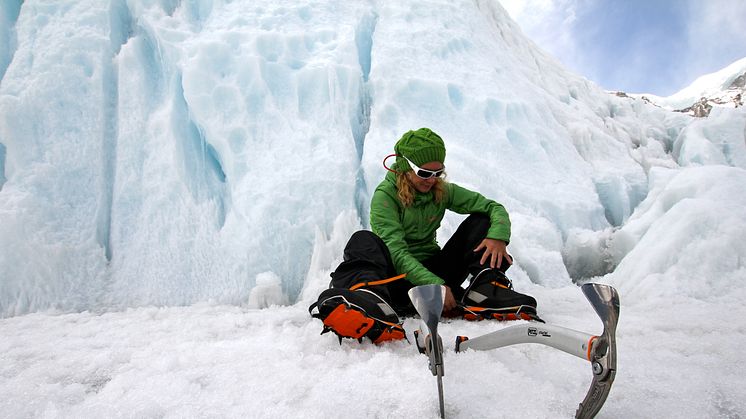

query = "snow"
[
  {"left": 639, "top": 56, "right": 746, "bottom": 110},
  {"left": 0, "top": 0, "right": 745, "bottom": 417},
  {"left": 674, "top": 107, "right": 746, "bottom": 168}
]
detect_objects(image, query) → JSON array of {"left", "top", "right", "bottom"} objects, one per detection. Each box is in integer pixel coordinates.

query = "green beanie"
[{"left": 394, "top": 128, "right": 446, "bottom": 171}]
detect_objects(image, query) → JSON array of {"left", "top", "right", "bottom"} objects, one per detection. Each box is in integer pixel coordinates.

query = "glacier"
[
  {"left": 3, "top": 0, "right": 736, "bottom": 315},
  {"left": 0, "top": 1, "right": 745, "bottom": 417}
]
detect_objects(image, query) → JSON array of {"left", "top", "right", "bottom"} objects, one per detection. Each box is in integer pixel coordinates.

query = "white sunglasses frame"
[{"left": 402, "top": 156, "right": 445, "bottom": 179}]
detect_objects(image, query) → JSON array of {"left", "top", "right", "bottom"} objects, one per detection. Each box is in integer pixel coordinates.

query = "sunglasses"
[{"left": 403, "top": 156, "right": 445, "bottom": 179}]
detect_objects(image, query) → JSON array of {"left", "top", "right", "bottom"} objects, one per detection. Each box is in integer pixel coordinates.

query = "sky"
[{"left": 499, "top": 0, "right": 746, "bottom": 96}]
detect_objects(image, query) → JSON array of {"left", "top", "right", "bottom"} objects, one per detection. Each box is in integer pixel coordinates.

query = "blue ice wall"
[
  {"left": 351, "top": 11, "right": 378, "bottom": 225},
  {"left": 0, "top": 1, "right": 22, "bottom": 82},
  {"left": 172, "top": 75, "right": 227, "bottom": 228},
  {"left": 1, "top": 0, "right": 719, "bottom": 317}
]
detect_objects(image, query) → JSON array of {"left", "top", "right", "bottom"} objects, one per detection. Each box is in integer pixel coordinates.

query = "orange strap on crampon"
[
  {"left": 321, "top": 304, "right": 405, "bottom": 343},
  {"left": 322, "top": 304, "right": 375, "bottom": 339}
]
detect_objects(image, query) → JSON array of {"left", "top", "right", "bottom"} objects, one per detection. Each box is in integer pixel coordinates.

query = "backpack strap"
[{"left": 349, "top": 273, "right": 407, "bottom": 291}]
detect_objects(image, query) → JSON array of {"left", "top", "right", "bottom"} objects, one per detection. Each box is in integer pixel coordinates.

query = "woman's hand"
[
  {"left": 443, "top": 286, "right": 457, "bottom": 313},
  {"left": 474, "top": 238, "right": 513, "bottom": 269}
]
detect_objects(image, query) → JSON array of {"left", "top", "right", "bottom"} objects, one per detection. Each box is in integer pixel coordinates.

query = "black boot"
[
  {"left": 309, "top": 287, "right": 406, "bottom": 344},
  {"left": 309, "top": 230, "right": 408, "bottom": 343},
  {"left": 460, "top": 269, "right": 541, "bottom": 322}
]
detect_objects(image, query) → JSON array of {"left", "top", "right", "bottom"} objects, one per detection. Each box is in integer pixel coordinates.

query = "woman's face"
[{"left": 406, "top": 161, "right": 444, "bottom": 193}]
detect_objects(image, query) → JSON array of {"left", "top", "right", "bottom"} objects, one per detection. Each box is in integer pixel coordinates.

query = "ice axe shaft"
[
  {"left": 408, "top": 285, "right": 446, "bottom": 419},
  {"left": 455, "top": 283, "right": 619, "bottom": 419},
  {"left": 456, "top": 322, "right": 595, "bottom": 359}
]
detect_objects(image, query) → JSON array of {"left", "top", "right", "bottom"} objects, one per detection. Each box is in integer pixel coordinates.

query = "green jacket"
[{"left": 370, "top": 171, "right": 511, "bottom": 286}]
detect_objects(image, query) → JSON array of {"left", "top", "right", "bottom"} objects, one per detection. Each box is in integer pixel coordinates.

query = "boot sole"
[{"left": 461, "top": 304, "right": 543, "bottom": 322}]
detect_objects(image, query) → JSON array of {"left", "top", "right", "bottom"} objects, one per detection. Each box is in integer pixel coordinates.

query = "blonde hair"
[{"left": 395, "top": 171, "right": 447, "bottom": 207}]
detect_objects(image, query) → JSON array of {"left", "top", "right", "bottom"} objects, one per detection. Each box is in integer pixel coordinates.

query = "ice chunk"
[{"left": 248, "top": 271, "right": 289, "bottom": 309}]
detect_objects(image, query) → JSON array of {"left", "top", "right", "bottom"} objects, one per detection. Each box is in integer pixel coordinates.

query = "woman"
[{"left": 310, "top": 128, "right": 539, "bottom": 344}]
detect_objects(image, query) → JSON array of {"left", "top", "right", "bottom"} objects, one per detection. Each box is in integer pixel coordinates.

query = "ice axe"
[
  {"left": 408, "top": 284, "right": 446, "bottom": 419},
  {"left": 455, "top": 283, "right": 619, "bottom": 419}
]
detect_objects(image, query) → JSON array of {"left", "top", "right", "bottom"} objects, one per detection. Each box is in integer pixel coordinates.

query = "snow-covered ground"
[
  {"left": 2, "top": 281, "right": 744, "bottom": 418},
  {"left": 1, "top": 0, "right": 745, "bottom": 417}
]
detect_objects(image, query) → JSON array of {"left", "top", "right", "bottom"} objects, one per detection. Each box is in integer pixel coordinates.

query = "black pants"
[{"left": 329, "top": 214, "right": 510, "bottom": 315}]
